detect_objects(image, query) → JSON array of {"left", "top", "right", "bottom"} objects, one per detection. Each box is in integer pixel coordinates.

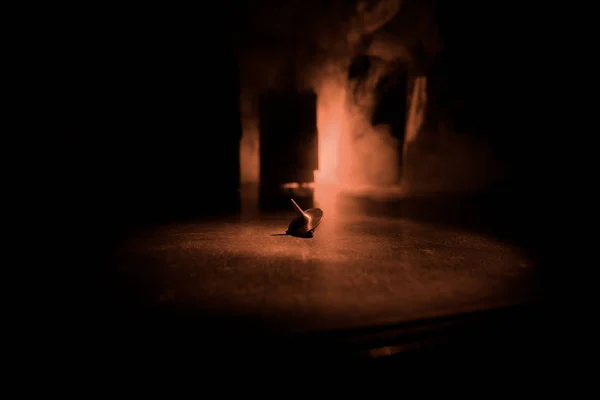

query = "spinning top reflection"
[{"left": 286, "top": 198, "right": 324, "bottom": 238}]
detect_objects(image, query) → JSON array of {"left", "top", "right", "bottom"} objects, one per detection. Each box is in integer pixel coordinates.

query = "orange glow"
[
  {"left": 314, "top": 181, "right": 341, "bottom": 214},
  {"left": 311, "top": 40, "right": 403, "bottom": 199},
  {"left": 313, "top": 72, "right": 348, "bottom": 210},
  {"left": 239, "top": 58, "right": 402, "bottom": 210},
  {"left": 281, "top": 182, "right": 314, "bottom": 189},
  {"left": 239, "top": 92, "right": 260, "bottom": 184},
  {"left": 314, "top": 78, "right": 347, "bottom": 186}
]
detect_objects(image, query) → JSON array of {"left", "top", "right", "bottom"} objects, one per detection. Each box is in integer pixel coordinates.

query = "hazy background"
[{"left": 234, "top": 0, "right": 522, "bottom": 194}]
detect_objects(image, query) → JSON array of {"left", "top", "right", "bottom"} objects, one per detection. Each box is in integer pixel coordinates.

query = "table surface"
[{"left": 114, "top": 210, "right": 536, "bottom": 335}]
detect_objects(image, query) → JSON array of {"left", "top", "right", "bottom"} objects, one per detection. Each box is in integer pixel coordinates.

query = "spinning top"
[{"left": 286, "top": 198, "right": 324, "bottom": 237}]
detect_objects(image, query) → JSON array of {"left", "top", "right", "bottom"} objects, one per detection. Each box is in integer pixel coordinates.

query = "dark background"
[
  {"left": 45, "top": 1, "right": 556, "bottom": 368},
  {"left": 51, "top": 1, "right": 547, "bottom": 226}
]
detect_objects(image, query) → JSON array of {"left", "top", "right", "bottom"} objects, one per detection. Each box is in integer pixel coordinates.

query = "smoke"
[
  {"left": 308, "top": 0, "right": 406, "bottom": 188},
  {"left": 237, "top": 0, "right": 411, "bottom": 189},
  {"left": 347, "top": 0, "right": 404, "bottom": 47},
  {"left": 234, "top": 0, "right": 505, "bottom": 196}
]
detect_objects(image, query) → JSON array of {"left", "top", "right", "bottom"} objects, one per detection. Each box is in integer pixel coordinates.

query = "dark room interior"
[{"left": 46, "top": 0, "right": 556, "bottom": 376}]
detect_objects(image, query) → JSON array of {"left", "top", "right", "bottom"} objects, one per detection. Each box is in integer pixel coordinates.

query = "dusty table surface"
[{"left": 114, "top": 211, "right": 536, "bottom": 335}]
